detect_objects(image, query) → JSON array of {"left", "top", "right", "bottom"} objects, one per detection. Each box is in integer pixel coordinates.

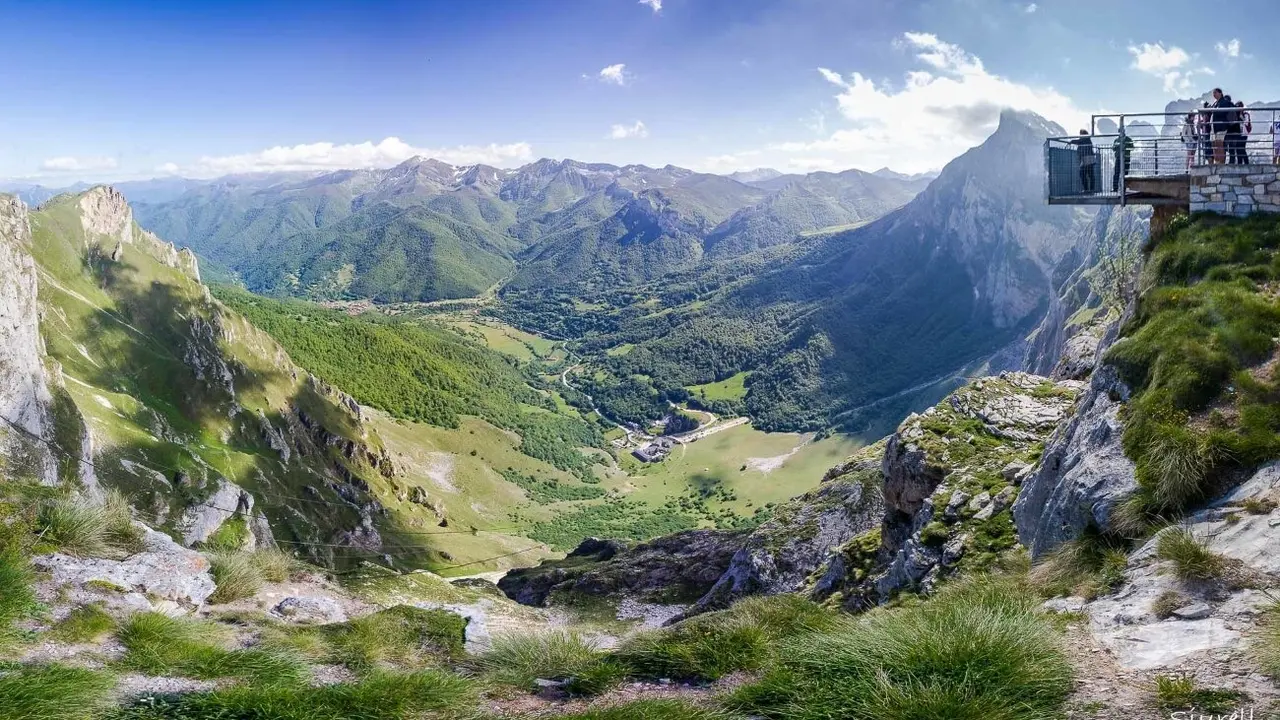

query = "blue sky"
[{"left": 1, "top": 0, "right": 1276, "bottom": 182}]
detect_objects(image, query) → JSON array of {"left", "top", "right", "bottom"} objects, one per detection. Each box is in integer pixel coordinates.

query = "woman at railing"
[{"left": 1181, "top": 112, "right": 1198, "bottom": 169}]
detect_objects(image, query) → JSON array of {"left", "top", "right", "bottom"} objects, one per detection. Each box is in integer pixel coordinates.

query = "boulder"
[
  {"left": 272, "top": 596, "right": 348, "bottom": 624},
  {"left": 33, "top": 526, "right": 216, "bottom": 606},
  {"left": 498, "top": 531, "right": 740, "bottom": 608}
]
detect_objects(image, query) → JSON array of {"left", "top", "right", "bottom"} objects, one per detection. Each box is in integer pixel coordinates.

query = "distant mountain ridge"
[{"left": 97, "top": 157, "right": 930, "bottom": 302}]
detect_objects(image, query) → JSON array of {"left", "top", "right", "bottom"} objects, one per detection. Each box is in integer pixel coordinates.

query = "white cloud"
[
  {"left": 1128, "top": 42, "right": 1191, "bottom": 73},
  {"left": 40, "top": 156, "right": 118, "bottom": 173},
  {"left": 638, "top": 0, "right": 662, "bottom": 13},
  {"left": 1024, "top": 3, "right": 1037, "bottom": 12},
  {"left": 1215, "top": 38, "right": 1242, "bottom": 59},
  {"left": 1126, "top": 42, "right": 1211, "bottom": 93},
  {"left": 609, "top": 121, "right": 649, "bottom": 140},
  {"left": 697, "top": 32, "right": 1091, "bottom": 175},
  {"left": 170, "top": 137, "right": 533, "bottom": 177},
  {"left": 599, "top": 63, "right": 630, "bottom": 86},
  {"left": 155, "top": 162, "right": 181, "bottom": 176}
]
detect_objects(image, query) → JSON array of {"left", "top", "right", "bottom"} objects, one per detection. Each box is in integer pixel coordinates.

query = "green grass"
[
  {"left": 49, "top": 604, "right": 116, "bottom": 643},
  {"left": 729, "top": 574, "right": 1074, "bottom": 720},
  {"left": 117, "top": 611, "right": 307, "bottom": 684},
  {"left": 207, "top": 551, "right": 263, "bottom": 604},
  {"left": 265, "top": 605, "right": 467, "bottom": 672},
  {"left": 1151, "top": 590, "right": 1187, "bottom": 619},
  {"left": 1155, "top": 528, "right": 1227, "bottom": 582},
  {"left": 1029, "top": 529, "right": 1130, "bottom": 600},
  {"left": 543, "top": 700, "right": 731, "bottom": 720},
  {"left": 35, "top": 492, "right": 145, "bottom": 558},
  {"left": 471, "top": 631, "right": 623, "bottom": 694},
  {"left": 1251, "top": 604, "right": 1280, "bottom": 680},
  {"left": 1153, "top": 675, "right": 1246, "bottom": 714},
  {"left": 1105, "top": 214, "right": 1280, "bottom": 527},
  {"left": 686, "top": 371, "right": 752, "bottom": 402},
  {"left": 110, "top": 670, "right": 477, "bottom": 720},
  {"left": 0, "top": 664, "right": 114, "bottom": 720},
  {"left": 618, "top": 595, "right": 840, "bottom": 683},
  {"left": 0, "top": 551, "right": 36, "bottom": 638},
  {"left": 249, "top": 548, "right": 296, "bottom": 583}
]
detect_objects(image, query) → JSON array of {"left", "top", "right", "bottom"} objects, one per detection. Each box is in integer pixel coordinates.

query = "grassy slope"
[
  {"left": 25, "top": 192, "right": 452, "bottom": 565},
  {"left": 1106, "top": 213, "right": 1280, "bottom": 528}
]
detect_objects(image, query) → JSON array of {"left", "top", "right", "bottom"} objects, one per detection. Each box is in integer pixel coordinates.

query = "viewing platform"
[{"left": 1045, "top": 110, "right": 1280, "bottom": 217}]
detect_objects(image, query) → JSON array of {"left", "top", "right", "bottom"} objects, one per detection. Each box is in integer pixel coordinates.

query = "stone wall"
[{"left": 1190, "top": 164, "right": 1280, "bottom": 216}]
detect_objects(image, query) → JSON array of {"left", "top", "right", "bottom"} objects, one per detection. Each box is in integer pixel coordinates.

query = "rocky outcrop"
[
  {"left": 1013, "top": 363, "right": 1136, "bottom": 558},
  {"left": 0, "top": 194, "right": 57, "bottom": 485},
  {"left": 179, "top": 478, "right": 270, "bottom": 548},
  {"left": 1051, "top": 462, "right": 1280, "bottom": 708},
  {"left": 499, "top": 531, "right": 745, "bottom": 608},
  {"left": 78, "top": 186, "right": 133, "bottom": 249},
  {"left": 845, "top": 373, "right": 1081, "bottom": 607},
  {"left": 33, "top": 525, "right": 216, "bottom": 606},
  {"left": 687, "top": 446, "right": 884, "bottom": 616}
]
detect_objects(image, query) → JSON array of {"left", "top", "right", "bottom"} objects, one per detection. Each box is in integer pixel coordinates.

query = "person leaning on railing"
[
  {"left": 1228, "top": 100, "right": 1250, "bottom": 165},
  {"left": 1073, "top": 130, "right": 1096, "bottom": 194},
  {"left": 1211, "top": 88, "right": 1234, "bottom": 164},
  {"left": 1112, "top": 133, "right": 1134, "bottom": 191}
]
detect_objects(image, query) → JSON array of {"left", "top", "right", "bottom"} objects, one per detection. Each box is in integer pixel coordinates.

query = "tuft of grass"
[
  {"left": 618, "top": 615, "right": 771, "bottom": 683},
  {"left": 544, "top": 700, "right": 732, "bottom": 720},
  {"left": 1250, "top": 605, "right": 1280, "bottom": 681},
  {"left": 207, "top": 551, "right": 262, "bottom": 604},
  {"left": 1029, "top": 530, "right": 1129, "bottom": 600},
  {"left": 1241, "top": 495, "right": 1277, "bottom": 515},
  {"left": 34, "top": 492, "right": 144, "bottom": 558},
  {"left": 617, "top": 595, "right": 842, "bottom": 684},
  {"left": 49, "top": 604, "right": 116, "bottom": 643},
  {"left": 249, "top": 548, "right": 296, "bottom": 583},
  {"left": 0, "top": 551, "right": 37, "bottom": 638},
  {"left": 472, "top": 631, "right": 622, "bottom": 694},
  {"left": 0, "top": 664, "right": 114, "bottom": 720},
  {"left": 100, "top": 490, "right": 146, "bottom": 555},
  {"left": 266, "top": 605, "right": 467, "bottom": 673},
  {"left": 1150, "top": 591, "right": 1187, "bottom": 620},
  {"left": 117, "top": 611, "right": 306, "bottom": 684},
  {"left": 1156, "top": 528, "right": 1227, "bottom": 582},
  {"left": 1153, "top": 675, "right": 1246, "bottom": 714},
  {"left": 730, "top": 574, "right": 1073, "bottom": 720},
  {"left": 110, "top": 670, "right": 477, "bottom": 720}
]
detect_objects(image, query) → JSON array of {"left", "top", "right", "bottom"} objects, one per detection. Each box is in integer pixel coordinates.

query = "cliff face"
[{"left": 0, "top": 195, "right": 58, "bottom": 484}]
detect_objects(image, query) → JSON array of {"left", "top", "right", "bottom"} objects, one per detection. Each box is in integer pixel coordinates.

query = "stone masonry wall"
[{"left": 1190, "top": 164, "right": 1280, "bottom": 216}]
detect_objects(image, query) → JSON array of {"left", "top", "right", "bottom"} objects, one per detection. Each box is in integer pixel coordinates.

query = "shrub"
[
  {"left": 101, "top": 490, "right": 146, "bottom": 555},
  {"left": 267, "top": 606, "right": 466, "bottom": 672},
  {"left": 730, "top": 574, "right": 1074, "bottom": 720},
  {"left": 0, "top": 664, "right": 114, "bottom": 720},
  {"left": 207, "top": 551, "right": 263, "bottom": 604},
  {"left": 111, "top": 670, "right": 476, "bottom": 720},
  {"left": 117, "top": 611, "right": 305, "bottom": 684},
  {"left": 49, "top": 604, "right": 116, "bottom": 643},
  {"left": 1153, "top": 674, "right": 1246, "bottom": 714},
  {"left": 1241, "top": 496, "right": 1277, "bottom": 515},
  {"left": 1155, "top": 528, "right": 1227, "bottom": 582},
  {"left": 472, "top": 631, "right": 620, "bottom": 693},
  {"left": 1150, "top": 591, "right": 1187, "bottom": 619}
]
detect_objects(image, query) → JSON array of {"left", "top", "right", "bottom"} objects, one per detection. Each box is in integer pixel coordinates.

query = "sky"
[{"left": 1, "top": 0, "right": 1276, "bottom": 183}]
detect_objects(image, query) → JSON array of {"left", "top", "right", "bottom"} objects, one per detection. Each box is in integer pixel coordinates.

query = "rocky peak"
[
  {"left": 77, "top": 185, "right": 134, "bottom": 249},
  {"left": 0, "top": 194, "right": 57, "bottom": 484}
]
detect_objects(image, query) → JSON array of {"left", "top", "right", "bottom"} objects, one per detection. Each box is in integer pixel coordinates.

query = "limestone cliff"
[{"left": 0, "top": 195, "right": 58, "bottom": 484}]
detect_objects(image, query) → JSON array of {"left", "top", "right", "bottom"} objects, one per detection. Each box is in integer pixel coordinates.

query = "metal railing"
[{"left": 1046, "top": 108, "right": 1280, "bottom": 204}]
